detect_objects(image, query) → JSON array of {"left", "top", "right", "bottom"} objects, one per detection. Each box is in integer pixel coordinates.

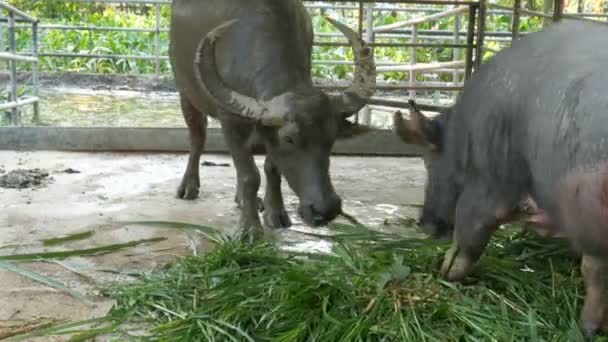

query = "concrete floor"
[{"left": 0, "top": 151, "right": 427, "bottom": 340}]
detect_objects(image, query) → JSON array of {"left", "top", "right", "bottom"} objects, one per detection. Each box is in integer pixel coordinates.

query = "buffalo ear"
[
  {"left": 336, "top": 118, "right": 377, "bottom": 140},
  {"left": 393, "top": 100, "right": 442, "bottom": 149}
]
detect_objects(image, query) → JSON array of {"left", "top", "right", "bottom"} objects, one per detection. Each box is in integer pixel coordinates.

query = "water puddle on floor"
[{"left": 5, "top": 87, "right": 455, "bottom": 129}]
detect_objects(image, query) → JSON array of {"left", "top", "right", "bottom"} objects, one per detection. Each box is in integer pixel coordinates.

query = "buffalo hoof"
[
  {"left": 235, "top": 225, "right": 265, "bottom": 243},
  {"left": 440, "top": 245, "right": 475, "bottom": 282},
  {"left": 235, "top": 195, "right": 264, "bottom": 212},
  {"left": 263, "top": 209, "right": 292, "bottom": 229},
  {"left": 581, "top": 302, "right": 608, "bottom": 339},
  {"left": 176, "top": 179, "right": 200, "bottom": 200}
]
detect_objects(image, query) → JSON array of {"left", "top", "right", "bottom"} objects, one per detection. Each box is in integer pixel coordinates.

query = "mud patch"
[
  {"left": 59, "top": 168, "right": 81, "bottom": 174},
  {"left": 202, "top": 161, "right": 230, "bottom": 167},
  {"left": 0, "top": 169, "right": 54, "bottom": 189}
]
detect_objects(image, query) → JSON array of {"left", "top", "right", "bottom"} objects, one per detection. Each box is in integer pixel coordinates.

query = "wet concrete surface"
[{"left": 0, "top": 151, "right": 427, "bottom": 340}]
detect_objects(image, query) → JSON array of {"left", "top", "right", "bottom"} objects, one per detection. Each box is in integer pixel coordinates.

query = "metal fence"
[
  {"left": 0, "top": 1, "right": 39, "bottom": 126},
  {"left": 0, "top": 0, "right": 606, "bottom": 127},
  {"left": 0, "top": 0, "right": 485, "bottom": 126}
]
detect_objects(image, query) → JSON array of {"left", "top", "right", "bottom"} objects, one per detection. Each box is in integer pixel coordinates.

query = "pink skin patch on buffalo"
[{"left": 556, "top": 162, "right": 608, "bottom": 254}]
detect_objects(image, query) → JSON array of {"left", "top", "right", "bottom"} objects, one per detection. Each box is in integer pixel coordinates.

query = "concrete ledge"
[{"left": 0, "top": 127, "right": 423, "bottom": 156}]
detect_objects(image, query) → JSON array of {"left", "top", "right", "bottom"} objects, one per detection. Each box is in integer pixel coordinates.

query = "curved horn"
[
  {"left": 325, "top": 16, "right": 376, "bottom": 116},
  {"left": 194, "top": 19, "right": 285, "bottom": 126}
]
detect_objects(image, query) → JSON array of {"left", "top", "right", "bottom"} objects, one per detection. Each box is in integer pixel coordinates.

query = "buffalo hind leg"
[
  {"left": 441, "top": 186, "right": 514, "bottom": 281},
  {"left": 581, "top": 254, "right": 608, "bottom": 339},
  {"left": 263, "top": 156, "right": 291, "bottom": 228},
  {"left": 177, "top": 95, "right": 207, "bottom": 200},
  {"left": 221, "top": 118, "right": 264, "bottom": 242}
]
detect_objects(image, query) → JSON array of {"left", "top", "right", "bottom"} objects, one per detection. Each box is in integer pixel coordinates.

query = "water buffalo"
[
  {"left": 169, "top": 1, "right": 376, "bottom": 240},
  {"left": 393, "top": 20, "right": 608, "bottom": 337}
]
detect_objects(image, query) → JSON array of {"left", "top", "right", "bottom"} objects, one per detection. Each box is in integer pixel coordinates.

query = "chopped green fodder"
[
  {"left": 41, "top": 230, "right": 96, "bottom": 247},
  {"left": 22, "top": 223, "right": 608, "bottom": 341}
]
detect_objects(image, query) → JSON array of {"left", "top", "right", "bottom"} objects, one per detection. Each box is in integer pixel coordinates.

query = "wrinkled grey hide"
[{"left": 394, "top": 20, "right": 608, "bottom": 338}]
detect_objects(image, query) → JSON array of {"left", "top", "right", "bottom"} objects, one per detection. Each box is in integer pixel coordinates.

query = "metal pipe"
[
  {"left": 360, "top": 2, "right": 374, "bottom": 125},
  {"left": 512, "top": 0, "right": 521, "bottom": 41},
  {"left": 0, "top": 52, "right": 37, "bottom": 62},
  {"left": 32, "top": 20, "right": 40, "bottom": 123},
  {"left": 474, "top": 0, "right": 487, "bottom": 72},
  {"left": 0, "top": 2, "right": 38, "bottom": 23},
  {"left": 374, "top": 6, "right": 469, "bottom": 32},
  {"left": 465, "top": 5, "right": 477, "bottom": 81},
  {"left": 368, "top": 97, "right": 449, "bottom": 111},
  {"left": 409, "top": 24, "right": 418, "bottom": 99},
  {"left": 315, "top": 41, "right": 471, "bottom": 48},
  {"left": 8, "top": 11, "right": 18, "bottom": 125},
  {"left": 453, "top": 5, "right": 461, "bottom": 100},
  {"left": 154, "top": 3, "right": 161, "bottom": 78},
  {"left": 0, "top": 96, "right": 39, "bottom": 111},
  {"left": 553, "top": 0, "right": 564, "bottom": 22}
]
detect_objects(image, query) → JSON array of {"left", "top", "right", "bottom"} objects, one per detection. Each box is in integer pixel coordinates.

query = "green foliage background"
[{"left": 5, "top": 0, "right": 545, "bottom": 81}]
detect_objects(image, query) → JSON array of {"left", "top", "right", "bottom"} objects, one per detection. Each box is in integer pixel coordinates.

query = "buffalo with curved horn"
[{"left": 169, "top": 0, "right": 376, "bottom": 240}]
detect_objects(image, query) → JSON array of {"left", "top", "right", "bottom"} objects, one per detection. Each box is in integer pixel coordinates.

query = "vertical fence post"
[
  {"left": 409, "top": 24, "right": 418, "bottom": 99},
  {"left": 360, "top": 2, "right": 373, "bottom": 126},
  {"left": 32, "top": 20, "right": 39, "bottom": 123},
  {"left": 512, "top": 0, "right": 521, "bottom": 41},
  {"left": 553, "top": 0, "right": 564, "bottom": 21},
  {"left": 0, "top": 11, "right": 4, "bottom": 72},
  {"left": 8, "top": 11, "right": 18, "bottom": 126},
  {"left": 465, "top": 5, "right": 477, "bottom": 81},
  {"left": 453, "top": 7, "right": 461, "bottom": 100},
  {"left": 154, "top": 3, "right": 161, "bottom": 78},
  {"left": 354, "top": 1, "right": 364, "bottom": 124},
  {"left": 577, "top": 0, "right": 584, "bottom": 13},
  {"left": 474, "top": 0, "right": 487, "bottom": 72}
]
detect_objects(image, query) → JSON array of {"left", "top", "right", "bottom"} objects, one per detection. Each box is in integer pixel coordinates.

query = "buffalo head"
[
  {"left": 194, "top": 18, "right": 376, "bottom": 226},
  {"left": 393, "top": 100, "right": 458, "bottom": 239}
]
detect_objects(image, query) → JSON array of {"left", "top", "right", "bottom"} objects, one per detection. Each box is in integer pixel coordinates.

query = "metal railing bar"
[
  {"left": 8, "top": 11, "right": 19, "bottom": 124},
  {"left": 62, "top": 0, "right": 479, "bottom": 5},
  {"left": 314, "top": 41, "right": 471, "bottom": 48},
  {"left": 0, "top": 96, "right": 39, "bottom": 111},
  {"left": 311, "top": 0, "right": 480, "bottom": 5},
  {"left": 377, "top": 60, "right": 464, "bottom": 72},
  {"left": 321, "top": 84, "right": 464, "bottom": 91},
  {"left": 0, "top": 2, "right": 38, "bottom": 23},
  {"left": 0, "top": 52, "right": 38, "bottom": 62},
  {"left": 368, "top": 97, "right": 450, "bottom": 110},
  {"left": 374, "top": 6, "right": 469, "bottom": 32}
]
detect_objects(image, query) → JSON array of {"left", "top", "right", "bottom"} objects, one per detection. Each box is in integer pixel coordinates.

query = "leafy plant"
[{"left": 3, "top": 2, "right": 548, "bottom": 81}]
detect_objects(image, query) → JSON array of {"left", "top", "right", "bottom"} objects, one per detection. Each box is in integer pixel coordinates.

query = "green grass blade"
[
  {"left": 118, "top": 220, "right": 227, "bottom": 244},
  {"left": 0, "top": 237, "right": 166, "bottom": 261},
  {"left": 42, "top": 230, "right": 95, "bottom": 246},
  {"left": 0, "top": 260, "right": 94, "bottom": 306}
]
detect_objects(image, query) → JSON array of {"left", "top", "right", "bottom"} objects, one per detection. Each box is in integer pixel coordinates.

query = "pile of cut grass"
[{"left": 21, "top": 222, "right": 607, "bottom": 341}]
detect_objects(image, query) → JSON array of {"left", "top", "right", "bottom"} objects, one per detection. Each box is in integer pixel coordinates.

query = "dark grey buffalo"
[
  {"left": 169, "top": 1, "right": 376, "bottom": 239},
  {"left": 393, "top": 20, "right": 608, "bottom": 337}
]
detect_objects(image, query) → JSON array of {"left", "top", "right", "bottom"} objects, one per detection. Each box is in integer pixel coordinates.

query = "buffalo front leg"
[
  {"left": 580, "top": 254, "right": 608, "bottom": 339},
  {"left": 440, "top": 186, "right": 513, "bottom": 281},
  {"left": 221, "top": 119, "right": 264, "bottom": 242},
  {"left": 263, "top": 156, "right": 291, "bottom": 228},
  {"left": 177, "top": 96, "right": 207, "bottom": 200}
]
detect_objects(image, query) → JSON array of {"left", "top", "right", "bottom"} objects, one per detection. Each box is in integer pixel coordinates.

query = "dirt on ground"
[
  {"left": 0, "top": 151, "right": 427, "bottom": 341},
  {"left": 0, "top": 169, "right": 54, "bottom": 189}
]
